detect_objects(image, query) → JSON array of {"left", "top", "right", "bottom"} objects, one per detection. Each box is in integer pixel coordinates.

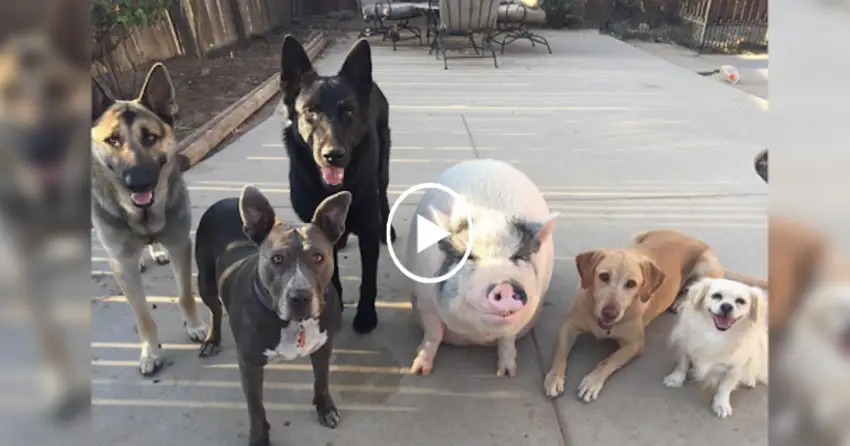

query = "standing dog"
[
  {"left": 279, "top": 35, "right": 395, "bottom": 334},
  {"left": 194, "top": 185, "right": 349, "bottom": 446},
  {"left": 663, "top": 277, "right": 768, "bottom": 419},
  {"left": 91, "top": 63, "right": 208, "bottom": 376},
  {"left": 543, "top": 229, "right": 766, "bottom": 402}
]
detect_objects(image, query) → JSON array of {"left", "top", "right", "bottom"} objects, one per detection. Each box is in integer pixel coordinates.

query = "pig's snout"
[{"left": 487, "top": 282, "right": 527, "bottom": 313}]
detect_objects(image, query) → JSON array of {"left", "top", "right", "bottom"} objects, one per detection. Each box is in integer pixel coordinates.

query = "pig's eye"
[
  {"left": 598, "top": 272, "right": 610, "bottom": 283},
  {"left": 468, "top": 253, "right": 478, "bottom": 262},
  {"left": 511, "top": 253, "right": 531, "bottom": 263}
]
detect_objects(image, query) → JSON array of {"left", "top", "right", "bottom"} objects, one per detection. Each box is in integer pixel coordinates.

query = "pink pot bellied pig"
[{"left": 407, "top": 159, "right": 558, "bottom": 377}]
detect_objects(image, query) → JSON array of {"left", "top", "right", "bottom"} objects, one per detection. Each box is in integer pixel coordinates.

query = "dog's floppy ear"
[
  {"left": 239, "top": 185, "right": 277, "bottom": 245},
  {"left": 280, "top": 35, "right": 315, "bottom": 96},
  {"left": 312, "top": 191, "right": 352, "bottom": 244},
  {"left": 688, "top": 278, "right": 712, "bottom": 309},
  {"left": 338, "top": 38, "right": 373, "bottom": 98},
  {"left": 638, "top": 259, "right": 666, "bottom": 303},
  {"left": 138, "top": 62, "right": 178, "bottom": 124},
  {"left": 575, "top": 249, "right": 605, "bottom": 290},
  {"left": 748, "top": 286, "right": 766, "bottom": 323},
  {"left": 92, "top": 78, "right": 114, "bottom": 123}
]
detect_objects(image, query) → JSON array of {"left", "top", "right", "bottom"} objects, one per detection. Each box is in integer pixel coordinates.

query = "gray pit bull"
[{"left": 194, "top": 184, "right": 350, "bottom": 446}]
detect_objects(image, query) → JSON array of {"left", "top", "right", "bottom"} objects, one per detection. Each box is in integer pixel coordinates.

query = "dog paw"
[
  {"left": 543, "top": 371, "right": 565, "bottom": 398},
  {"left": 410, "top": 355, "right": 435, "bottom": 376},
  {"left": 663, "top": 371, "right": 687, "bottom": 388},
  {"left": 317, "top": 405, "right": 341, "bottom": 429},
  {"left": 577, "top": 371, "right": 606, "bottom": 403},
  {"left": 184, "top": 321, "right": 208, "bottom": 343},
  {"left": 150, "top": 248, "right": 170, "bottom": 265},
  {"left": 352, "top": 308, "right": 378, "bottom": 334},
  {"left": 198, "top": 340, "right": 221, "bottom": 358},
  {"left": 711, "top": 397, "right": 733, "bottom": 419},
  {"left": 138, "top": 352, "right": 163, "bottom": 376},
  {"left": 496, "top": 358, "right": 517, "bottom": 378}
]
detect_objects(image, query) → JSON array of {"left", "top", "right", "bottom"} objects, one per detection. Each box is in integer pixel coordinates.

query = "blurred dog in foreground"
[
  {"left": 664, "top": 277, "right": 768, "bottom": 419},
  {"left": 0, "top": 0, "right": 90, "bottom": 423},
  {"left": 91, "top": 63, "right": 208, "bottom": 376}
]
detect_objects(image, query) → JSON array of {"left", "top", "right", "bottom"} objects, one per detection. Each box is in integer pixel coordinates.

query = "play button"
[
  {"left": 386, "top": 182, "right": 474, "bottom": 284},
  {"left": 415, "top": 215, "right": 450, "bottom": 253}
]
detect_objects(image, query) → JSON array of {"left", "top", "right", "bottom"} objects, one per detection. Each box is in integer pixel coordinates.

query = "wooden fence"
[{"left": 100, "top": 0, "right": 355, "bottom": 74}]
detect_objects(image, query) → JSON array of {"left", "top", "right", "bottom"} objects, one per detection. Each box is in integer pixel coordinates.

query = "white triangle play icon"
[{"left": 416, "top": 214, "right": 451, "bottom": 254}]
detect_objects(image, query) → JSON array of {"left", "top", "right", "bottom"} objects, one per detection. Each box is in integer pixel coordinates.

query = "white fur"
[
  {"left": 264, "top": 319, "right": 327, "bottom": 363},
  {"left": 407, "top": 159, "right": 556, "bottom": 376},
  {"left": 773, "top": 283, "right": 850, "bottom": 442},
  {"left": 664, "top": 277, "right": 768, "bottom": 419}
]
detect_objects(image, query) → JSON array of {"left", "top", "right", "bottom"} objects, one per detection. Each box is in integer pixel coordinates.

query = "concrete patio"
[{"left": 91, "top": 30, "right": 768, "bottom": 446}]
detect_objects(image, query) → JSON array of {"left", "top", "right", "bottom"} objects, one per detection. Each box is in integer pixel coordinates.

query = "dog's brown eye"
[
  {"left": 105, "top": 134, "right": 122, "bottom": 148},
  {"left": 141, "top": 129, "right": 159, "bottom": 147},
  {"left": 735, "top": 298, "right": 746, "bottom": 305},
  {"left": 302, "top": 109, "right": 316, "bottom": 121},
  {"left": 711, "top": 292, "right": 723, "bottom": 300},
  {"left": 624, "top": 279, "right": 637, "bottom": 289},
  {"left": 271, "top": 254, "right": 284, "bottom": 264},
  {"left": 313, "top": 253, "right": 324, "bottom": 263},
  {"left": 598, "top": 272, "right": 610, "bottom": 283}
]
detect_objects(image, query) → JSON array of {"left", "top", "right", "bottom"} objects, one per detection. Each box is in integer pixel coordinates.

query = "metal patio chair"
[
  {"left": 492, "top": 0, "right": 552, "bottom": 53},
  {"left": 429, "top": 0, "right": 502, "bottom": 69},
  {"left": 358, "top": 1, "right": 425, "bottom": 50}
]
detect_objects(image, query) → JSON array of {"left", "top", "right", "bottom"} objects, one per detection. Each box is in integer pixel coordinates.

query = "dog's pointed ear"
[
  {"left": 748, "top": 286, "right": 766, "bottom": 323},
  {"left": 312, "top": 191, "right": 352, "bottom": 244},
  {"left": 280, "top": 35, "right": 315, "bottom": 95},
  {"left": 239, "top": 185, "right": 278, "bottom": 244},
  {"left": 638, "top": 259, "right": 666, "bottom": 303},
  {"left": 138, "top": 62, "right": 179, "bottom": 124},
  {"left": 92, "top": 79, "right": 114, "bottom": 123},
  {"left": 338, "top": 39, "right": 373, "bottom": 98},
  {"left": 688, "top": 278, "right": 711, "bottom": 309},
  {"left": 575, "top": 249, "right": 605, "bottom": 290}
]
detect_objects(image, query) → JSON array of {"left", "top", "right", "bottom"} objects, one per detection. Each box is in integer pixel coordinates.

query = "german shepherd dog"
[
  {"left": 91, "top": 63, "right": 208, "bottom": 376},
  {"left": 0, "top": 0, "right": 91, "bottom": 420},
  {"left": 280, "top": 36, "right": 395, "bottom": 334}
]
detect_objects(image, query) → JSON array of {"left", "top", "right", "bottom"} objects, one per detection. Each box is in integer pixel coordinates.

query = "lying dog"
[
  {"left": 279, "top": 35, "right": 395, "bottom": 334},
  {"left": 663, "top": 277, "right": 768, "bottom": 419},
  {"left": 543, "top": 229, "right": 765, "bottom": 402},
  {"left": 92, "top": 63, "right": 208, "bottom": 376},
  {"left": 194, "top": 185, "right": 349, "bottom": 446}
]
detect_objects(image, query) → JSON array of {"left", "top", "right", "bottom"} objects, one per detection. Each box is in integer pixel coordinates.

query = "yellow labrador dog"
[{"left": 543, "top": 229, "right": 763, "bottom": 403}]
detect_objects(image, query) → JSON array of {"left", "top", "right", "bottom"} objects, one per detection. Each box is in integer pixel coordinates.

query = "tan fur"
[{"left": 543, "top": 229, "right": 742, "bottom": 402}]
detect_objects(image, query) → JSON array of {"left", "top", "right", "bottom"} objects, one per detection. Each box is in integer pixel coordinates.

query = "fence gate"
[{"left": 678, "top": 0, "right": 768, "bottom": 51}]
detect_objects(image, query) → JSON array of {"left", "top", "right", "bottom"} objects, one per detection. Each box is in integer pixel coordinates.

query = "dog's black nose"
[
  {"left": 323, "top": 148, "right": 346, "bottom": 163},
  {"left": 720, "top": 303, "right": 733, "bottom": 315},
  {"left": 288, "top": 289, "right": 312, "bottom": 308},
  {"left": 122, "top": 167, "right": 157, "bottom": 192}
]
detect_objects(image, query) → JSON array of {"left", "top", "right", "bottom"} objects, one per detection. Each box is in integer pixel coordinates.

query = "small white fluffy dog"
[
  {"left": 772, "top": 283, "right": 850, "bottom": 445},
  {"left": 662, "top": 277, "right": 768, "bottom": 419}
]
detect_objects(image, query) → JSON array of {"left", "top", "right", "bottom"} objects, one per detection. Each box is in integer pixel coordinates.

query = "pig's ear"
[
  {"left": 532, "top": 213, "right": 559, "bottom": 244},
  {"left": 429, "top": 206, "right": 452, "bottom": 231}
]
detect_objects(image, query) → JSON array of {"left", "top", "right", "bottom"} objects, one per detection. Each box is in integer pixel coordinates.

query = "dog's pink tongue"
[
  {"left": 714, "top": 315, "right": 734, "bottom": 330},
  {"left": 130, "top": 191, "right": 153, "bottom": 205},
  {"left": 321, "top": 167, "right": 345, "bottom": 186}
]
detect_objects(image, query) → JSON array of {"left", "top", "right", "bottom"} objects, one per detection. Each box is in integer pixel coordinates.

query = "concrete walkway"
[{"left": 91, "top": 30, "right": 768, "bottom": 446}]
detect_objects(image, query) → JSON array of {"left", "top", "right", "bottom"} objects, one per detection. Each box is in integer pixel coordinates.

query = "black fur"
[{"left": 279, "top": 36, "right": 395, "bottom": 334}]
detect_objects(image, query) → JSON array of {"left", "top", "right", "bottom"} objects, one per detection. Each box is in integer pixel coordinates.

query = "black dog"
[
  {"left": 194, "top": 185, "right": 351, "bottom": 446},
  {"left": 279, "top": 35, "right": 396, "bottom": 334}
]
